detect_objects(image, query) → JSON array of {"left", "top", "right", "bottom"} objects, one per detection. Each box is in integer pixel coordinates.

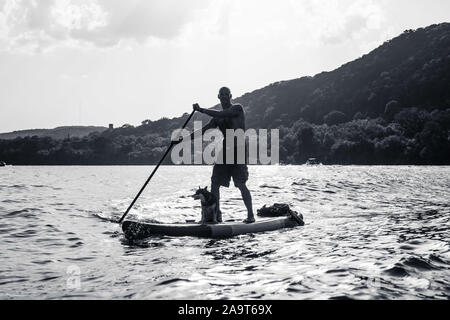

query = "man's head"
[{"left": 218, "top": 87, "right": 232, "bottom": 107}]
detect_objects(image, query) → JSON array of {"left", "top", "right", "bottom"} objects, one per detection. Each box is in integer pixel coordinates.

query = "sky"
[{"left": 0, "top": 0, "right": 449, "bottom": 132}]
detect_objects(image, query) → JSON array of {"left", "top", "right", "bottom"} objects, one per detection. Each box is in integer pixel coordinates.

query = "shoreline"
[{"left": 2, "top": 164, "right": 450, "bottom": 167}]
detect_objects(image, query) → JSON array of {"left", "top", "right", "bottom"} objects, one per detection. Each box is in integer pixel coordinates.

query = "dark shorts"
[{"left": 211, "top": 164, "right": 249, "bottom": 188}]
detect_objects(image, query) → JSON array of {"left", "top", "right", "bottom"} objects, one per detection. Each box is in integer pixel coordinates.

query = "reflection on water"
[{"left": 0, "top": 165, "right": 449, "bottom": 299}]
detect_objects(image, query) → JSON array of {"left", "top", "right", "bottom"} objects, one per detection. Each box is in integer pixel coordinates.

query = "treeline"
[
  {"left": 1, "top": 106, "right": 449, "bottom": 165},
  {"left": 0, "top": 129, "right": 171, "bottom": 165},
  {"left": 280, "top": 107, "right": 450, "bottom": 165}
]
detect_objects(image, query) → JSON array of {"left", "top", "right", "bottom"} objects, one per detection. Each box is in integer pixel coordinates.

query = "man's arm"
[
  {"left": 172, "top": 119, "right": 216, "bottom": 144},
  {"left": 193, "top": 104, "right": 241, "bottom": 119},
  {"left": 189, "top": 118, "right": 216, "bottom": 139}
]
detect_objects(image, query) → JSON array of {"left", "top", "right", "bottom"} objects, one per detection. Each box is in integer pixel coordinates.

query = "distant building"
[{"left": 109, "top": 124, "right": 114, "bottom": 130}]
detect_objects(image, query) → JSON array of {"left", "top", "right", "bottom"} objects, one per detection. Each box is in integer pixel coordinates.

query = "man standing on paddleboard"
[{"left": 191, "top": 87, "right": 255, "bottom": 224}]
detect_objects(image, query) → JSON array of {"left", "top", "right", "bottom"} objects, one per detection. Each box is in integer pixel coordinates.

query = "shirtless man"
[{"left": 191, "top": 87, "right": 255, "bottom": 223}]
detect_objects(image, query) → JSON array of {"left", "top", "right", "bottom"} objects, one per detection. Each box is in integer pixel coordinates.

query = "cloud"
[
  {"left": 321, "top": 14, "right": 371, "bottom": 44},
  {"left": 287, "top": 0, "right": 386, "bottom": 46},
  {"left": 0, "top": 0, "right": 209, "bottom": 52},
  {"left": 0, "top": 0, "right": 390, "bottom": 54}
]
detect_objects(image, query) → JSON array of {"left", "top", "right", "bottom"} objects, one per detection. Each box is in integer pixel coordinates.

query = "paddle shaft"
[{"left": 118, "top": 110, "right": 196, "bottom": 223}]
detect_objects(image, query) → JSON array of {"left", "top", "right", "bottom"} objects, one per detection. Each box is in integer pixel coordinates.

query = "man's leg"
[
  {"left": 237, "top": 183, "right": 255, "bottom": 222},
  {"left": 211, "top": 182, "right": 222, "bottom": 222}
]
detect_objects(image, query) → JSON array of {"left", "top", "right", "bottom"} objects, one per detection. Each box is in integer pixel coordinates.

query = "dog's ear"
[{"left": 204, "top": 186, "right": 208, "bottom": 191}]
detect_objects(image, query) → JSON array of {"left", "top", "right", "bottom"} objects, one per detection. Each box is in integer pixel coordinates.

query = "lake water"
[{"left": 0, "top": 165, "right": 449, "bottom": 299}]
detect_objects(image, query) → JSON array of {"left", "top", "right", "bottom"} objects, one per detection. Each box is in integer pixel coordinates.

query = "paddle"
[{"left": 117, "top": 109, "right": 196, "bottom": 224}]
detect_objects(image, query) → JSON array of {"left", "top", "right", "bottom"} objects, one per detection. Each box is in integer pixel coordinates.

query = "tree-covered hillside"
[{"left": 1, "top": 23, "right": 449, "bottom": 165}]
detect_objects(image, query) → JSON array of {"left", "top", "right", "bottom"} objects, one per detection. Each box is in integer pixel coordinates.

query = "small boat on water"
[
  {"left": 0, "top": 161, "right": 6, "bottom": 167},
  {"left": 122, "top": 212, "right": 304, "bottom": 240},
  {"left": 305, "top": 158, "right": 321, "bottom": 165}
]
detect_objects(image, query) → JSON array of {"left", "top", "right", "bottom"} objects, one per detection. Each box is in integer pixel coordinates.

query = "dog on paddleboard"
[{"left": 192, "top": 186, "right": 221, "bottom": 224}]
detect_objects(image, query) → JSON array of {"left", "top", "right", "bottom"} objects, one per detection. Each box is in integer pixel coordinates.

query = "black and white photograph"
[{"left": 0, "top": 0, "right": 449, "bottom": 306}]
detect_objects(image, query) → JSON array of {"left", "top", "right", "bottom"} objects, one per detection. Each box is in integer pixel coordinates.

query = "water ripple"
[{"left": 0, "top": 165, "right": 449, "bottom": 299}]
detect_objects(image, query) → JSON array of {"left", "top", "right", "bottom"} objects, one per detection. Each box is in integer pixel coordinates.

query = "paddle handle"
[{"left": 118, "top": 109, "right": 196, "bottom": 223}]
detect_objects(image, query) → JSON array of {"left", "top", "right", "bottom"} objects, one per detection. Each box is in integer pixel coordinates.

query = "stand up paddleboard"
[{"left": 122, "top": 212, "right": 304, "bottom": 240}]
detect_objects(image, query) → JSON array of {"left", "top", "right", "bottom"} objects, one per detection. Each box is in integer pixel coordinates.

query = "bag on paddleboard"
[{"left": 257, "top": 203, "right": 296, "bottom": 217}]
